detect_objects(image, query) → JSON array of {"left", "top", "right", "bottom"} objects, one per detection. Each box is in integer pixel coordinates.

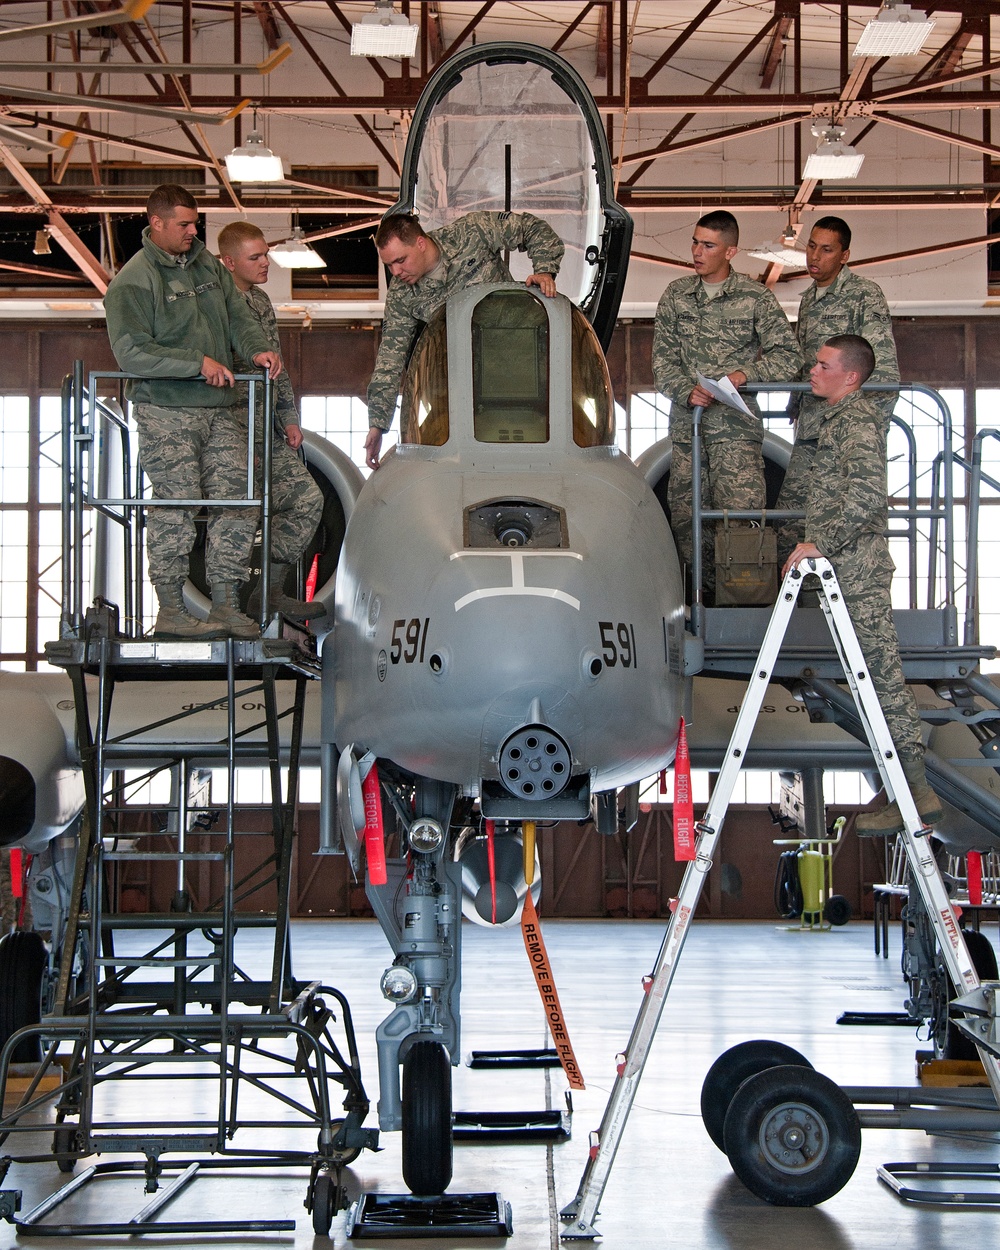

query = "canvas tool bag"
[{"left": 714, "top": 511, "right": 778, "bottom": 606}]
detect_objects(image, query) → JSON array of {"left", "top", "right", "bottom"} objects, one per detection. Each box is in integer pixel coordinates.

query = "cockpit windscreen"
[{"left": 412, "top": 59, "right": 603, "bottom": 309}]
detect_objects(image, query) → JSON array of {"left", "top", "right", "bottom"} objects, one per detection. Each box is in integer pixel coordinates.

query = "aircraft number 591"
[
  {"left": 599, "top": 621, "right": 637, "bottom": 668},
  {"left": 390, "top": 617, "right": 430, "bottom": 665}
]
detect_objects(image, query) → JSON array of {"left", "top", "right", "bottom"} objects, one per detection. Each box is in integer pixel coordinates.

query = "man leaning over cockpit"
[{"left": 364, "top": 210, "right": 564, "bottom": 470}]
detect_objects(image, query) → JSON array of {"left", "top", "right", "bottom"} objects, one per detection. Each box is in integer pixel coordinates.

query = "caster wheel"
[
  {"left": 824, "top": 895, "right": 852, "bottom": 927},
  {"left": 722, "top": 1064, "right": 861, "bottom": 1206},
  {"left": 701, "top": 1039, "right": 813, "bottom": 1152},
  {"left": 311, "top": 1171, "right": 337, "bottom": 1237},
  {"left": 52, "top": 1125, "right": 77, "bottom": 1174}
]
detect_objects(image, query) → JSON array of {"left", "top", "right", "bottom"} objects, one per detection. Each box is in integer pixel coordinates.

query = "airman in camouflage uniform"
[
  {"left": 776, "top": 217, "right": 899, "bottom": 565},
  {"left": 365, "top": 210, "right": 564, "bottom": 469},
  {"left": 103, "top": 185, "right": 281, "bottom": 641},
  {"left": 219, "top": 221, "right": 325, "bottom": 624},
  {"left": 652, "top": 211, "right": 801, "bottom": 584},
  {"left": 783, "top": 334, "right": 941, "bottom": 836}
]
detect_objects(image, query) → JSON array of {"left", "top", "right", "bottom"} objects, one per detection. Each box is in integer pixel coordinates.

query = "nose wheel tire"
[
  {"left": 700, "top": 1039, "right": 813, "bottom": 1152},
  {"left": 401, "top": 1040, "right": 453, "bottom": 1196},
  {"left": 722, "top": 1065, "right": 861, "bottom": 1206}
]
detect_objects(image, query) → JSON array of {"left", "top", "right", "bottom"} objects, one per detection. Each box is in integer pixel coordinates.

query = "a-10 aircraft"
[
  {"left": 3, "top": 38, "right": 1000, "bottom": 1211},
  {"left": 323, "top": 42, "right": 685, "bottom": 1196}
]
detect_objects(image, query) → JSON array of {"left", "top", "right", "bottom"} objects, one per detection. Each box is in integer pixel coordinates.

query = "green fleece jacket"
[{"left": 103, "top": 229, "right": 271, "bottom": 408}]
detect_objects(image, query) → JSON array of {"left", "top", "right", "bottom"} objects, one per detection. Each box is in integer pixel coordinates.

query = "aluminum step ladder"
[{"left": 560, "top": 556, "right": 1000, "bottom": 1240}]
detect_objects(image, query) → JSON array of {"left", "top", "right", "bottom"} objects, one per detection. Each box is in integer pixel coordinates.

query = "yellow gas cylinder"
[{"left": 797, "top": 848, "right": 825, "bottom": 920}]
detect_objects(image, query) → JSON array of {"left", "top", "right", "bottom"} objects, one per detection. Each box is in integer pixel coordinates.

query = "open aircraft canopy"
[{"left": 388, "top": 42, "right": 632, "bottom": 351}]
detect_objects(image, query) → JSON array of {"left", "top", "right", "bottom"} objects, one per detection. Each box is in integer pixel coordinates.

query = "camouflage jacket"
[
  {"left": 805, "top": 389, "right": 893, "bottom": 579},
  {"left": 367, "top": 211, "right": 565, "bottom": 431},
  {"left": 104, "top": 230, "right": 270, "bottom": 410},
  {"left": 652, "top": 269, "right": 802, "bottom": 440},
  {"left": 231, "top": 283, "right": 298, "bottom": 435},
  {"left": 793, "top": 266, "right": 898, "bottom": 437}
]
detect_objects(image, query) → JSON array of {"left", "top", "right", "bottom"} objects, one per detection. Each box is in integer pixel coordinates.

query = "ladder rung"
[
  {"left": 95, "top": 913, "right": 277, "bottom": 929},
  {"left": 102, "top": 851, "right": 225, "bottom": 862}
]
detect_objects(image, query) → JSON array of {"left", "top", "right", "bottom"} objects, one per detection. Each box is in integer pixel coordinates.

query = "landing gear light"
[
  {"left": 380, "top": 966, "right": 418, "bottom": 1003},
  {"left": 408, "top": 817, "right": 445, "bottom": 853}
]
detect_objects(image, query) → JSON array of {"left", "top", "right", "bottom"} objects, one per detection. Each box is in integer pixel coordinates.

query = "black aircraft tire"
[
  {"left": 701, "top": 1040, "right": 813, "bottom": 1152},
  {"left": 401, "top": 1040, "right": 452, "bottom": 1196},
  {"left": 824, "top": 894, "right": 852, "bottom": 927},
  {"left": 0, "top": 930, "right": 46, "bottom": 1063},
  {"left": 945, "top": 928, "right": 998, "bottom": 1060},
  {"left": 722, "top": 1065, "right": 861, "bottom": 1206}
]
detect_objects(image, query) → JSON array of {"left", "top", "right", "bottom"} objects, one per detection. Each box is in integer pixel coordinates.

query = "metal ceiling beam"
[
  {"left": 0, "top": 45, "right": 292, "bottom": 74},
  {"left": 273, "top": 0, "right": 399, "bottom": 174},
  {"left": 252, "top": 1, "right": 281, "bottom": 51},
  {"left": 0, "top": 80, "right": 247, "bottom": 123},
  {"left": 0, "top": 257, "right": 81, "bottom": 279},
  {"left": 0, "top": 137, "right": 111, "bottom": 290},
  {"left": 636, "top": 0, "right": 722, "bottom": 87},
  {"left": 871, "top": 110, "right": 1000, "bottom": 159},
  {"left": 627, "top": 9, "right": 782, "bottom": 184},
  {"left": 0, "top": 0, "right": 155, "bottom": 44},
  {"left": 618, "top": 111, "right": 811, "bottom": 168},
  {"left": 760, "top": 0, "right": 798, "bottom": 91}
]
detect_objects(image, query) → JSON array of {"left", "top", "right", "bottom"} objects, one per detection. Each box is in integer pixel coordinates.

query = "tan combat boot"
[
  {"left": 153, "top": 583, "right": 223, "bottom": 640},
  {"left": 207, "top": 581, "right": 260, "bottom": 640},
  {"left": 856, "top": 756, "right": 944, "bottom": 836},
  {"left": 247, "top": 562, "right": 328, "bottom": 625}
]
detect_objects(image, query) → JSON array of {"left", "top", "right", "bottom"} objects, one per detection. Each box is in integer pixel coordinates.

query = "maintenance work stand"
[{"left": 0, "top": 364, "right": 376, "bottom": 1238}]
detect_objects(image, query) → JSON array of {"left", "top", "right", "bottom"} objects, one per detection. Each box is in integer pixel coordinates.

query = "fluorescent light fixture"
[
  {"left": 853, "top": 1, "right": 935, "bottom": 57},
  {"left": 269, "top": 228, "right": 325, "bottom": 269},
  {"left": 803, "top": 123, "right": 865, "bottom": 180},
  {"left": 748, "top": 233, "right": 806, "bottom": 268},
  {"left": 224, "top": 130, "right": 284, "bottom": 182},
  {"left": 351, "top": 1, "right": 418, "bottom": 58}
]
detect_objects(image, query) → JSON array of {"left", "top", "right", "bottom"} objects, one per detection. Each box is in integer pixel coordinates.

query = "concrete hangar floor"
[{"left": 6, "top": 917, "right": 998, "bottom": 1249}]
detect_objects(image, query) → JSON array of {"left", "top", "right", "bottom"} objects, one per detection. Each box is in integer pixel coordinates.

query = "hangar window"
[
  {"left": 472, "top": 291, "right": 549, "bottom": 444},
  {"left": 400, "top": 307, "right": 449, "bottom": 447},
  {"left": 571, "top": 307, "right": 614, "bottom": 447}
]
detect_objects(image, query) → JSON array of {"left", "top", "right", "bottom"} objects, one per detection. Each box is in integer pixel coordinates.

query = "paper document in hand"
[{"left": 696, "top": 372, "right": 754, "bottom": 417}]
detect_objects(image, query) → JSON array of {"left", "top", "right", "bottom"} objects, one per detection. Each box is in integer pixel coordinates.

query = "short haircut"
[
  {"left": 811, "top": 215, "right": 851, "bottom": 250},
  {"left": 218, "top": 220, "right": 266, "bottom": 258},
  {"left": 696, "top": 210, "right": 739, "bottom": 246},
  {"left": 826, "top": 334, "right": 875, "bottom": 384},
  {"left": 147, "top": 184, "right": 198, "bottom": 222},
  {"left": 375, "top": 212, "right": 427, "bottom": 250}
]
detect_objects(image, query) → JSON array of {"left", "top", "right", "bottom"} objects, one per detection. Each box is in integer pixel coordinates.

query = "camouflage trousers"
[
  {"left": 258, "top": 436, "right": 323, "bottom": 566},
  {"left": 831, "top": 545, "right": 924, "bottom": 763},
  {"left": 668, "top": 425, "right": 765, "bottom": 582},
  {"left": 136, "top": 403, "right": 256, "bottom": 586},
  {"left": 774, "top": 436, "right": 816, "bottom": 567}
]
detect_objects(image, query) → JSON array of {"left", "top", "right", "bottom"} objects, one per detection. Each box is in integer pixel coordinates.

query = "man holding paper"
[{"left": 652, "top": 210, "right": 801, "bottom": 588}]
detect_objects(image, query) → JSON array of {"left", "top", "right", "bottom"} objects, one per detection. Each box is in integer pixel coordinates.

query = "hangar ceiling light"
[
  {"left": 803, "top": 123, "right": 865, "bottom": 181},
  {"left": 853, "top": 1, "right": 935, "bottom": 57},
  {"left": 747, "top": 229, "right": 806, "bottom": 269},
  {"left": 350, "top": 2, "right": 418, "bottom": 58},
  {"left": 225, "top": 118, "right": 284, "bottom": 183},
  {"left": 269, "top": 228, "right": 325, "bottom": 269}
]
